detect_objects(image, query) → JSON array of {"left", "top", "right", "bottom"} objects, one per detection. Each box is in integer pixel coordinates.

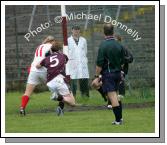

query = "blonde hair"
[{"left": 42, "top": 35, "right": 55, "bottom": 44}]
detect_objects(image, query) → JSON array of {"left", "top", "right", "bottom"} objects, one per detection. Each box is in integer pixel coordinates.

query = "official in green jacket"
[{"left": 95, "top": 23, "right": 125, "bottom": 125}]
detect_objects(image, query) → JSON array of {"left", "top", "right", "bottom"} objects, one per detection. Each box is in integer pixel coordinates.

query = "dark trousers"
[{"left": 71, "top": 79, "right": 89, "bottom": 97}]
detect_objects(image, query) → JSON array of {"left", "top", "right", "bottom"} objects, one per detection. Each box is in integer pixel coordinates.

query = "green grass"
[
  {"left": 5, "top": 89, "right": 155, "bottom": 133},
  {"left": 5, "top": 88, "right": 155, "bottom": 114},
  {"left": 6, "top": 108, "right": 155, "bottom": 133}
]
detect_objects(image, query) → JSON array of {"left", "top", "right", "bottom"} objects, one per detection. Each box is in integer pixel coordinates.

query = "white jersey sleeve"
[{"left": 30, "top": 43, "right": 52, "bottom": 72}]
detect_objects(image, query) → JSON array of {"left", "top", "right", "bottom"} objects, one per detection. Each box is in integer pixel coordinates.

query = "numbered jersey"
[
  {"left": 31, "top": 43, "right": 52, "bottom": 72},
  {"left": 40, "top": 51, "right": 68, "bottom": 82}
]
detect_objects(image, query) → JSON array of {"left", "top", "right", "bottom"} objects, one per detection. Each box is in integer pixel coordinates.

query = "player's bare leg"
[
  {"left": 63, "top": 93, "right": 76, "bottom": 106},
  {"left": 24, "top": 83, "right": 36, "bottom": 96},
  {"left": 108, "top": 92, "right": 119, "bottom": 107}
]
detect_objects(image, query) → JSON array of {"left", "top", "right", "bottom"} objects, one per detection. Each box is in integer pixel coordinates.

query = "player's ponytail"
[{"left": 42, "top": 35, "right": 55, "bottom": 44}]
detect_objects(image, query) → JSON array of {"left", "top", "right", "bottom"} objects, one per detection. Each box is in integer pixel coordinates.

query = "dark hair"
[
  {"left": 72, "top": 25, "right": 80, "bottom": 30},
  {"left": 103, "top": 23, "right": 114, "bottom": 36},
  {"left": 51, "top": 40, "right": 62, "bottom": 52}
]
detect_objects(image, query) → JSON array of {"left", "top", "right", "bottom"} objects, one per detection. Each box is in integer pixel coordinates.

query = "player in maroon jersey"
[{"left": 36, "top": 40, "right": 75, "bottom": 116}]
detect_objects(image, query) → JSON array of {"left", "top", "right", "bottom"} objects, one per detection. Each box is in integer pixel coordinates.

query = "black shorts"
[{"left": 102, "top": 71, "right": 121, "bottom": 93}]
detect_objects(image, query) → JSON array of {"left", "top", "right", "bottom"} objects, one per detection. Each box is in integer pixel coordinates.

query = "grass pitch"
[
  {"left": 5, "top": 90, "right": 155, "bottom": 133},
  {"left": 6, "top": 108, "right": 154, "bottom": 133}
]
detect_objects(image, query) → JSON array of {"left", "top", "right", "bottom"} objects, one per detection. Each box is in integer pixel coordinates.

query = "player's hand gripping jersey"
[{"left": 31, "top": 43, "right": 52, "bottom": 72}]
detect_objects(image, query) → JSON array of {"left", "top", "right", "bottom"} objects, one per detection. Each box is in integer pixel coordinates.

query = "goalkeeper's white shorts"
[
  {"left": 47, "top": 74, "right": 70, "bottom": 100},
  {"left": 27, "top": 71, "right": 47, "bottom": 85}
]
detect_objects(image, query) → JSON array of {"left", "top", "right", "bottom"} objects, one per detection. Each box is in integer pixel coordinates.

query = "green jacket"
[{"left": 96, "top": 38, "right": 124, "bottom": 73}]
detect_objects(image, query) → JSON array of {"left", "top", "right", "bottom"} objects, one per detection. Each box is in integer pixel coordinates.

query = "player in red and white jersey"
[{"left": 19, "top": 36, "right": 55, "bottom": 116}]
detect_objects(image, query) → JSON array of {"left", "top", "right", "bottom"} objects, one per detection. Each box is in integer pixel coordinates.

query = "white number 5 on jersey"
[{"left": 50, "top": 55, "right": 59, "bottom": 67}]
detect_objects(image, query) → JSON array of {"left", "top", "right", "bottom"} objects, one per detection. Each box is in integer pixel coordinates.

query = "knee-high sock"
[
  {"left": 57, "top": 95, "right": 64, "bottom": 109},
  {"left": 112, "top": 106, "right": 122, "bottom": 122},
  {"left": 59, "top": 101, "right": 64, "bottom": 110},
  {"left": 119, "top": 101, "right": 122, "bottom": 119},
  {"left": 21, "top": 95, "right": 29, "bottom": 109}
]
